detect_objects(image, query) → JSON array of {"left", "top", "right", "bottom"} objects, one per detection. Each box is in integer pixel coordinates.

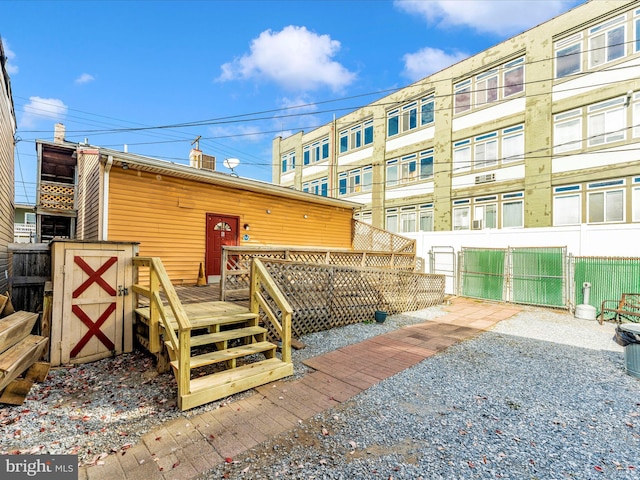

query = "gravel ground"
[
  {"left": 2, "top": 303, "right": 639, "bottom": 480},
  {"left": 197, "top": 307, "right": 640, "bottom": 480}
]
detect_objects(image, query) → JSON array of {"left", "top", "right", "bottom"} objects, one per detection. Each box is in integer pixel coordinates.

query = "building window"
[
  {"left": 386, "top": 208, "right": 398, "bottom": 233},
  {"left": 501, "top": 192, "right": 524, "bottom": 228},
  {"left": 554, "top": 109, "right": 582, "bottom": 153},
  {"left": 635, "top": 9, "right": 640, "bottom": 52},
  {"left": 553, "top": 185, "right": 582, "bottom": 226},
  {"left": 474, "top": 132, "right": 498, "bottom": 169},
  {"left": 452, "top": 199, "right": 470, "bottom": 230},
  {"left": 419, "top": 204, "right": 434, "bottom": 232},
  {"left": 633, "top": 177, "right": 640, "bottom": 222},
  {"left": 503, "top": 58, "right": 525, "bottom": 97},
  {"left": 356, "top": 211, "right": 372, "bottom": 225},
  {"left": 303, "top": 138, "right": 329, "bottom": 165},
  {"left": 589, "top": 15, "right": 626, "bottom": 69},
  {"left": 24, "top": 212, "right": 36, "bottom": 224},
  {"left": 362, "top": 166, "right": 373, "bottom": 192},
  {"left": 420, "top": 150, "right": 434, "bottom": 179},
  {"left": 472, "top": 196, "right": 498, "bottom": 229},
  {"left": 305, "top": 177, "right": 328, "bottom": 197},
  {"left": 281, "top": 151, "right": 295, "bottom": 173},
  {"left": 455, "top": 124, "right": 524, "bottom": 172},
  {"left": 339, "top": 168, "right": 367, "bottom": 195},
  {"left": 339, "top": 120, "right": 373, "bottom": 154},
  {"left": 555, "top": 33, "right": 582, "bottom": 78},
  {"left": 453, "top": 140, "right": 471, "bottom": 172},
  {"left": 587, "top": 179, "right": 625, "bottom": 223},
  {"left": 399, "top": 207, "right": 417, "bottom": 233},
  {"left": 588, "top": 97, "right": 625, "bottom": 146},
  {"left": 476, "top": 69, "right": 498, "bottom": 107},
  {"left": 421, "top": 95, "right": 435, "bottom": 126},
  {"left": 454, "top": 79, "right": 472, "bottom": 114},
  {"left": 502, "top": 125, "right": 524, "bottom": 163}
]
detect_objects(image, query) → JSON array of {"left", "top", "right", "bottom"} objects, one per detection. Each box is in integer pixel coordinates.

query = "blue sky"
[{"left": 3, "top": 0, "right": 583, "bottom": 205}]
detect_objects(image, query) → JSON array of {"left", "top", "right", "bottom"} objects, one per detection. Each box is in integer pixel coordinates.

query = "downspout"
[{"left": 102, "top": 155, "right": 113, "bottom": 241}]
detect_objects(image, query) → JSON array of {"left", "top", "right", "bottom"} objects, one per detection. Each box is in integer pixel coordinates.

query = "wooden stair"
[
  {"left": 0, "top": 311, "right": 49, "bottom": 398},
  {"left": 134, "top": 300, "right": 292, "bottom": 411}
]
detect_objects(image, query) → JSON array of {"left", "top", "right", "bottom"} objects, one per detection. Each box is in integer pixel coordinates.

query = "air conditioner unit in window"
[
  {"left": 475, "top": 173, "right": 496, "bottom": 184},
  {"left": 472, "top": 219, "right": 483, "bottom": 230}
]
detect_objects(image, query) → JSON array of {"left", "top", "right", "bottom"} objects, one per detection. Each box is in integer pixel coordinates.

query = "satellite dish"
[{"left": 223, "top": 157, "right": 240, "bottom": 171}]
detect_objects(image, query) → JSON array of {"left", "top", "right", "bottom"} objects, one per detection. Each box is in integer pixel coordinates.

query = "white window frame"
[
  {"left": 421, "top": 95, "right": 435, "bottom": 126},
  {"left": 502, "top": 125, "right": 524, "bottom": 163},
  {"left": 362, "top": 166, "right": 373, "bottom": 192},
  {"left": 453, "top": 140, "right": 471, "bottom": 172},
  {"left": 281, "top": 151, "right": 295, "bottom": 173},
  {"left": 633, "top": 177, "right": 640, "bottom": 222},
  {"left": 452, "top": 200, "right": 470, "bottom": 230},
  {"left": 501, "top": 192, "right": 524, "bottom": 228},
  {"left": 553, "top": 185, "right": 582, "bottom": 226},
  {"left": 587, "top": 97, "right": 626, "bottom": 147},
  {"left": 554, "top": 109, "right": 583, "bottom": 154},
  {"left": 588, "top": 14, "right": 626, "bottom": 69},
  {"left": 555, "top": 33, "right": 583, "bottom": 79},
  {"left": 419, "top": 204, "right": 434, "bottom": 232},
  {"left": 475, "top": 69, "right": 499, "bottom": 107},
  {"left": 454, "top": 79, "right": 472, "bottom": 114},
  {"left": 503, "top": 57, "right": 525, "bottom": 98},
  {"left": 474, "top": 132, "right": 498, "bottom": 169},
  {"left": 399, "top": 206, "right": 417, "bottom": 233},
  {"left": 386, "top": 208, "right": 398, "bottom": 233},
  {"left": 587, "top": 179, "right": 625, "bottom": 224},
  {"left": 473, "top": 196, "right": 498, "bottom": 230}
]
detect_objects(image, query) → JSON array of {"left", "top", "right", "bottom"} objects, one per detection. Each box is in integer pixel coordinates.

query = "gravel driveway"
[
  {"left": 197, "top": 307, "right": 640, "bottom": 480},
  {"left": 2, "top": 304, "right": 639, "bottom": 480}
]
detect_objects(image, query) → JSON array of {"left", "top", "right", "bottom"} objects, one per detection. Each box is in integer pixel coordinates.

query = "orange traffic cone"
[{"left": 196, "top": 262, "right": 207, "bottom": 286}]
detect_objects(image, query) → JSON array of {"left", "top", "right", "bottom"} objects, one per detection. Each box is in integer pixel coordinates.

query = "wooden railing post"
[
  {"left": 178, "top": 329, "right": 191, "bottom": 403},
  {"left": 148, "top": 268, "right": 160, "bottom": 354},
  {"left": 220, "top": 248, "right": 228, "bottom": 301}
]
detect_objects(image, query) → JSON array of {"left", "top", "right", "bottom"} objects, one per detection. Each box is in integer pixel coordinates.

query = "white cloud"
[
  {"left": 395, "top": 0, "right": 577, "bottom": 36},
  {"left": 2, "top": 40, "right": 18, "bottom": 75},
  {"left": 20, "top": 96, "right": 68, "bottom": 128},
  {"left": 75, "top": 73, "right": 95, "bottom": 84},
  {"left": 217, "top": 25, "right": 356, "bottom": 91},
  {"left": 403, "top": 47, "right": 469, "bottom": 81}
]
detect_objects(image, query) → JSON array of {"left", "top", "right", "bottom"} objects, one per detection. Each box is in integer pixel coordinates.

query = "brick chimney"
[{"left": 53, "top": 123, "right": 65, "bottom": 144}]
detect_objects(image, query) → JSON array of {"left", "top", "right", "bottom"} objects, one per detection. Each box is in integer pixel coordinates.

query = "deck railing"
[
  {"left": 250, "top": 259, "right": 292, "bottom": 363},
  {"left": 256, "top": 258, "right": 445, "bottom": 337},
  {"left": 221, "top": 246, "right": 418, "bottom": 300},
  {"left": 132, "top": 256, "right": 192, "bottom": 397}
]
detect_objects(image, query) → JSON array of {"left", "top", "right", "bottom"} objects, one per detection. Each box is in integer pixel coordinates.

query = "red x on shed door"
[{"left": 60, "top": 249, "right": 125, "bottom": 364}]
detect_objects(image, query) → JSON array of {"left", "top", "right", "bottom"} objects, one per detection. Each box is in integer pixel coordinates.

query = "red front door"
[{"left": 205, "top": 214, "right": 239, "bottom": 277}]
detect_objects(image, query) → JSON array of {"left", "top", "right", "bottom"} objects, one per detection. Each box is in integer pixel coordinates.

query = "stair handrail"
[
  {"left": 250, "top": 258, "right": 292, "bottom": 364},
  {"left": 132, "top": 256, "right": 192, "bottom": 396}
]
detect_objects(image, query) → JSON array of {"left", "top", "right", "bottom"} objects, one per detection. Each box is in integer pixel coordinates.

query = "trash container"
[{"left": 615, "top": 323, "right": 640, "bottom": 379}]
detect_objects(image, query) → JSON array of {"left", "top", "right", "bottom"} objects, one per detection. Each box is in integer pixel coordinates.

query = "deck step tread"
[
  {"left": 165, "top": 326, "right": 268, "bottom": 351},
  {"left": 135, "top": 305, "right": 257, "bottom": 330},
  {"left": 170, "top": 341, "right": 276, "bottom": 369}
]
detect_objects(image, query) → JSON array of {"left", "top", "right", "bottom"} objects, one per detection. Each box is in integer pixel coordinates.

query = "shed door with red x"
[{"left": 61, "top": 249, "right": 125, "bottom": 364}]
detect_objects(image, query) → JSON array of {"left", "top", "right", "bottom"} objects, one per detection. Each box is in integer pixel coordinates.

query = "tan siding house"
[
  {"left": 0, "top": 40, "right": 16, "bottom": 293},
  {"left": 69, "top": 146, "right": 357, "bottom": 285}
]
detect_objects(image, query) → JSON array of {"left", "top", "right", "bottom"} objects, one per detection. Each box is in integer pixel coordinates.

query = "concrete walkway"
[{"left": 80, "top": 298, "right": 521, "bottom": 480}]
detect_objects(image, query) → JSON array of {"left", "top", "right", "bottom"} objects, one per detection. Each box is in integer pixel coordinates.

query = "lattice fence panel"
[
  {"left": 352, "top": 220, "right": 415, "bottom": 253},
  {"left": 40, "top": 182, "right": 75, "bottom": 210},
  {"left": 259, "top": 260, "right": 445, "bottom": 337},
  {"left": 328, "top": 253, "right": 365, "bottom": 266},
  {"left": 289, "top": 253, "right": 327, "bottom": 264}
]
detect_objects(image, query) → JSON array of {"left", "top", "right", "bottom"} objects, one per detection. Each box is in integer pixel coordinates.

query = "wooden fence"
[
  {"left": 256, "top": 259, "right": 445, "bottom": 339},
  {"left": 221, "top": 246, "right": 418, "bottom": 300},
  {"left": 352, "top": 220, "right": 416, "bottom": 253},
  {"left": 8, "top": 243, "right": 50, "bottom": 322}
]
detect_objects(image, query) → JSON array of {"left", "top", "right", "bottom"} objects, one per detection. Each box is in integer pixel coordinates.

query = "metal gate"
[
  {"left": 509, "top": 247, "right": 566, "bottom": 307},
  {"left": 459, "top": 246, "right": 567, "bottom": 308},
  {"left": 459, "top": 248, "right": 506, "bottom": 301},
  {"left": 428, "top": 246, "right": 457, "bottom": 295}
]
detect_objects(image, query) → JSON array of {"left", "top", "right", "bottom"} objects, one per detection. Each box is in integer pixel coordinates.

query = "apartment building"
[{"left": 273, "top": 0, "right": 640, "bottom": 234}]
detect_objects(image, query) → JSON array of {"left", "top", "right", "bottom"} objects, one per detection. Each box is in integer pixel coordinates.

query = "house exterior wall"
[
  {"left": 273, "top": 0, "right": 640, "bottom": 236},
  {"left": 0, "top": 41, "right": 16, "bottom": 293},
  {"left": 76, "top": 148, "right": 102, "bottom": 241},
  {"left": 105, "top": 167, "right": 354, "bottom": 284}
]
